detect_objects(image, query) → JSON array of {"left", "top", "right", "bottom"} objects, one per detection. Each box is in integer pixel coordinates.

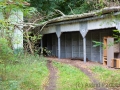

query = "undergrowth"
[{"left": 0, "top": 54, "right": 48, "bottom": 90}]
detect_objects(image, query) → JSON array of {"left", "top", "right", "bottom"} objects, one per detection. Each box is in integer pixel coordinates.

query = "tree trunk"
[{"left": 25, "top": 31, "right": 34, "bottom": 54}]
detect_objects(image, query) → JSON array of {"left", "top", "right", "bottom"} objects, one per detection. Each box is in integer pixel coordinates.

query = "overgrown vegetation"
[
  {"left": 30, "top": 0, "right": 120, "bottom": 20},
  {"left": 0, "top": 0, "right": 120, "bottom": 90},
  {"left": 0, "top": 54, "right": 48, "bottom": 90},
  {"left": 90, "top": 66, "right": 120, "bottom": 86},
  {"left": 0, "top": 0, "right": 43, "bottom": 55},
  {"left": 0, "top": 1, "right": 49, "bottom": 90},
  {"left": 0, "top": 38, "right": 14, "bottom": 64},
  {"left": 53, "top": 61, "right": 92, "bottom": 90}
]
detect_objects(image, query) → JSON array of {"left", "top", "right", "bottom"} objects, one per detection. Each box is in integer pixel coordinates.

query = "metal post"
[
  {"left": 58, "top": 37, "right": 61, "bottom": 59},
  {"left": 83, "top": 37, "right": 86, "bottom": 63}
]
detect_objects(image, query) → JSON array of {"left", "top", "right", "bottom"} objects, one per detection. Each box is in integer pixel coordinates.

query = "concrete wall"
[
  {"left": 43, "top": 29, "right": 114, "bottom": 63},
  {"left": 42, "top": 26, "right": 56, "bottom": 34},
  {"left": 88, "top": 17, "right": 115, "bottom": 30},
  {"left": 61, "top": 23, "right": 79, "bottom": 32},
  {"left": 41, "top": 17, "right": 116, "bottom": 34},
  {"left": 61, "top": 33, "right": 65, "bottom": 58}
]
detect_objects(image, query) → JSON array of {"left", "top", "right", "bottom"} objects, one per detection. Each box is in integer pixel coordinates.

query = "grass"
[
  {"left": 53, "top": 61, "right": 92, "bottom": 90},
  {"left": 90, "top": 66, "right": 120, "bottom": 87},
  {"left": 0, "top": 54, "right": 48, "bottom": 90}
]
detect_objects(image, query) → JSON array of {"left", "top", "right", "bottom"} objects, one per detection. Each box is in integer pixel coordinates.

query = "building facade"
[{"left": 39, "top": 7, "right": 120, "bottom": 63}]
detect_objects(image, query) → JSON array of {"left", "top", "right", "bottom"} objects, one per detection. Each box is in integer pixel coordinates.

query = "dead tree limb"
[{"left": 54, "top": 9, "right": 65, "bottom": 16}]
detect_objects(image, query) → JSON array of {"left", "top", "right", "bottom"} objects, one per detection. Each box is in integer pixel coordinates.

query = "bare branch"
[
  {"left": 40, "top": 22, "right": 48, "bottom": 32},
  {"left": 54, "top": 9, "right": 65, "bottom": 16},
  {"left": 68, "top": 5, "right": 75, "bottom": 15}
]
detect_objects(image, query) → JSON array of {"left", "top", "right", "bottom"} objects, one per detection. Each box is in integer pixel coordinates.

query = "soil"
[
  {"left": 45, "top": 60, "right": 57, "bottom": 90},
  {"left": 45, "top": 57, "right": 120, "bottom": 90}
]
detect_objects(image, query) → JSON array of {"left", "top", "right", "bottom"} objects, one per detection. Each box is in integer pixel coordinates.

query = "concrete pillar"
[
  {"left": 79, "top": 21, "right": 88, "bottom": 63},
  {"left": 83, "top": 37, "right": 86, "bottom": 63},
  {"left": 40, "top": 36, "right": 43, "bottom": 55},
  {"left": 10, "top": 10, "right": 23, "bottom": 50},
  {"left": 56, "top": 25, "right": 61, "bottom": 59},
  {"left": 58, "top": 37, "right": 61, "bottom": 59}
]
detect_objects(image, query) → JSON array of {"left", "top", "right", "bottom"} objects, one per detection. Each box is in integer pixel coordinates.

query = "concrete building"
[{"left": 38, "top": 7, "right": 120, "bottom": 63}]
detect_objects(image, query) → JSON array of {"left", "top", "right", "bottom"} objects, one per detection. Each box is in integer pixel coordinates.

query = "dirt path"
[
  {"left": 73, "top": 63, "right": 108, "bottom": 90},
  {"left": 45, "top": 60, "right": 57, "bottom": 90},
  {"left": 47, "top": 57, "right": 109, "bottom": 90}
]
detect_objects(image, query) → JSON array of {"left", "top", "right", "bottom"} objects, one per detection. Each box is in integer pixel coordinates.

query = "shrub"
[{"left": 0, "top": 38, "right": 14, "bottom": 64}]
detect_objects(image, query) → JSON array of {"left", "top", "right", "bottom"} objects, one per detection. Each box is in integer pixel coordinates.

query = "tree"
[
  {"left": 0, "top": 0, "right": 44, "bottom": 55},
  {"left": 30, "top": 0, "right": 120, "bottom": 20},
  {"left": 0, "top": 0, "right": 42, "bottom": 81}
]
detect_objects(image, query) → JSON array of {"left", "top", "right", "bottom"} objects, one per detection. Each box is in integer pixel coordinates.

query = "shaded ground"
[
  {"left": 47, "top": 57, "right": 109, "bottom": 90},
  {"left": 45, "top": 60, "right": 57, "bottom": 90}
]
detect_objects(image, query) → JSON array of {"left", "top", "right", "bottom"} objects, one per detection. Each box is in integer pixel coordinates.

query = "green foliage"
[
  {"left": 0, "top": 0, "right": 39, "bottom": 55},
  {"left": 30, "top": 0, "right": 56, "bottom": 14},
  {"left": 93, "top": 29, "right": 120, "bottom": 49},
  {"left": 30, "top": 0, "right": 120, "bottom": 20},
  {"left": 24, "top": 31, "right": 42, "bottom": 54},
  {"left": 0, "top": 54, "right": 48, "bottom": 90},
  {"left": 43, "top": 47, "right": 51, "bottom": 56},
  {"left": 113, "top": 29, "right": 120, "bottom": 43},
  {"left": 0, "top": 38, "right": 14, "bottom": 64},
  {"left": 23, "top": 7, "right": 37, "bottom": 18},
  {"left": 92, "top": 41, "right": 103, "bottom": 47}
]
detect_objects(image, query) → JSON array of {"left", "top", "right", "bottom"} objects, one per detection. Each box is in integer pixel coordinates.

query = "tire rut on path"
[
  {"left": 53, "top": 59, "right": 108, "bottom": 90},
  {"left": 75, "top": 65, "right": 108, "bottom": 90},
  {"left": 45, "top": 60, "right": 57, "bottom": 90}
]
